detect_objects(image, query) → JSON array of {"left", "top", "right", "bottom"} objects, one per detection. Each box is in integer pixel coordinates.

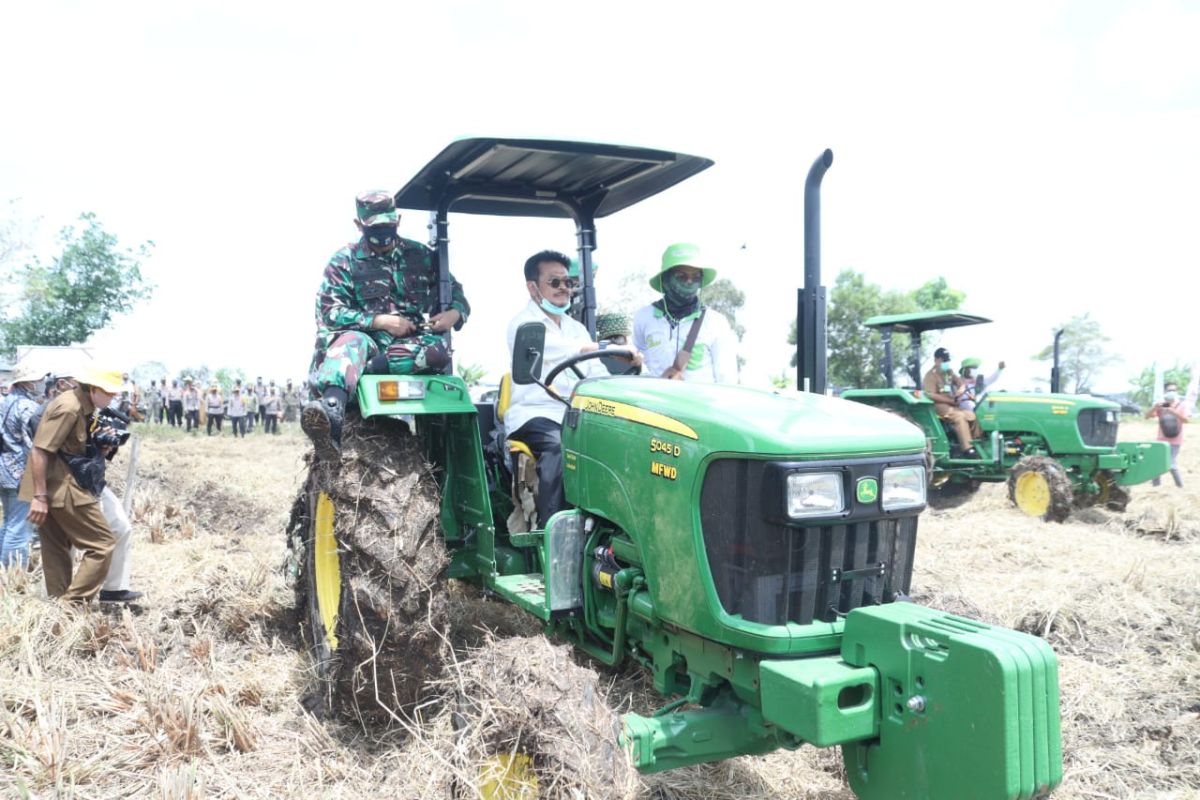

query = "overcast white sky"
[{"left": 1, "top": 0, "right": 1197, "bottom": 392}]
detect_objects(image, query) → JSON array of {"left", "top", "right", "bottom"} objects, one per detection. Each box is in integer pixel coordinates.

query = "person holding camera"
[
  {"left": 20, "top": 367, "right": 123, "bottom": 604},
  {"left": 1146, "top": 381, "right": 1188, "bottom": 488}
]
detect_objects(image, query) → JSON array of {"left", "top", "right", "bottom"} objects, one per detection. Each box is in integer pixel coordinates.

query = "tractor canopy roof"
[
  {"left": 863, "top": 309, "right": 991, "bottom": 335},
  {"left": 393, "top": 137, "right": 713, "bottom": 219}
]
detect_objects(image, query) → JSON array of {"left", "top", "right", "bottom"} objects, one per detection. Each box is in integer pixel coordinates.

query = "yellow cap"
[{"left": 80, "top": 367, "right": 124, "bottom": 394}]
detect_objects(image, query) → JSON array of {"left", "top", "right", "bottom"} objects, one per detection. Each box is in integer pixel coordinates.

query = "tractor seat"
[{"left": 496, "top": 373, "right": 536, "bottom": 465}]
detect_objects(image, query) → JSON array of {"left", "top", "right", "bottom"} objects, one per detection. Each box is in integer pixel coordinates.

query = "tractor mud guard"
[
  {"left": 1110, "top": 440, "right": 1170, "bottom": 486},
  {"left": 839, "top": 603, "right": 1062, "bottom": 800}
]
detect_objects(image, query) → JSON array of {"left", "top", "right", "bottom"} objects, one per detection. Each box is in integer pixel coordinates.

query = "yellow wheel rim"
[
  {"left": 1015, "top": 471, "right": 1051, "bottom": 517},
  {"left": 313, "top": 492, "right": 340, "bottom": 651},
  {"left": 479, "top": 753, "right": 538, "bottom": 800}
]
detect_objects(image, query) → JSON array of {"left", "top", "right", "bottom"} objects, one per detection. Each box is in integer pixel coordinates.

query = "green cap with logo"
[
  {"left": 960, "top": 357, "right": 981, "bottom": 370},
  {"left": 649, "top": 242, "right": 717, "bottom": 292},
  {"left": 356, "top": 191, "right": 399, "bottom": 226}
]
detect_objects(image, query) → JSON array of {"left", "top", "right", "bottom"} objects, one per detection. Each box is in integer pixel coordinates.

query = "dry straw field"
[{"left": 1, "top": 419, "right": 1197, "bottom": 799}]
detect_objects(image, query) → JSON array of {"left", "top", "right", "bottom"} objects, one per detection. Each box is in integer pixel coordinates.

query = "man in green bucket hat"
[
  {"left": 956, "top": 356, "right": 1005, "bottom": 411},
  {"left": 633, "top": 243, "right": 737, "bottom": 382}
]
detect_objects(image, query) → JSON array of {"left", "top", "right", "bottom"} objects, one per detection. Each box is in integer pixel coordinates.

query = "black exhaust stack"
[
  {"left": 797, "top": 149, "right": 833, "bottom": 394},
  {"left": 1050, "top": 328, "right": 1064, "bottom": 394}
]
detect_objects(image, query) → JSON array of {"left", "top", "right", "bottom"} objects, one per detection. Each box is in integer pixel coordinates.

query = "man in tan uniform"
[
  {"left": 922, "top": 347, "right": 981, "bottom": 458},
  {"left": 20, "top": 367, "right": 123, "bottom": 603}
]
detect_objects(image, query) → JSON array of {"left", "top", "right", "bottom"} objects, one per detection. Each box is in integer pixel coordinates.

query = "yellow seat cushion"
[
  {"left": 497, "top": 373, "right": 513, "bottom": 422},
  {"left": 507, "top": 439, "right": 535, "bottom": 462}
]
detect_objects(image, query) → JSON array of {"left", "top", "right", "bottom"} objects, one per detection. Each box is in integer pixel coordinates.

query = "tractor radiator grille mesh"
[
  {"left": 1077, "top": 408, "right": 1119, "bottom": 447},
  {"left": 700, "top": 458, "right": 918, "bottom": 626}
]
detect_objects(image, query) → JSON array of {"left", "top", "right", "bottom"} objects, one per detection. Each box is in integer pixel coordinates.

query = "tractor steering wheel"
[{"left": 541, "top": 348, "right": 641, "bottom": 395}]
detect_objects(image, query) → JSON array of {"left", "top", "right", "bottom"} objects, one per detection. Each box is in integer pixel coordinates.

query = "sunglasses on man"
[{"left": 544, "top": 276, "right": 580, "bottom": 290}]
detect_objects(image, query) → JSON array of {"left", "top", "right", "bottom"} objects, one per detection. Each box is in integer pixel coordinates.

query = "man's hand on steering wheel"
[{"left": 541, "top": 345, "right": 643, "bottom": 392}]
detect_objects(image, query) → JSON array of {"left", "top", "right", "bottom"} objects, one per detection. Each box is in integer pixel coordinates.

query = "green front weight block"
[
  {"left": 759, "top": 655, "right": 879, "bottom": 747},
  {"left": 840, "top": 603, "right": 1063, "bottom": 800}
]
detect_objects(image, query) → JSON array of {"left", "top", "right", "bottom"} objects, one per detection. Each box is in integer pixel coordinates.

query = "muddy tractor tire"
[
  {"left": 1073, "top": 471, "right": 1130, "bottom": 513},
  {"left": 1007, "top": 455, "right": 1073, "bottom": 523},
  {"left": 449, "top": 636, "right": 638, "bottom": 800},
  {"left": 289, "top": 411, "right": 450, "bottom": 726}
]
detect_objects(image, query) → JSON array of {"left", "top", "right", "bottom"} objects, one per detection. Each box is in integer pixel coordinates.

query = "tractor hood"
[{"left": 571, "top": 377, "right": 924, "bottom": 458}]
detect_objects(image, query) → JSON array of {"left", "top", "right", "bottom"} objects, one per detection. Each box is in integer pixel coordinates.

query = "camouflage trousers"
[{"left": 310, "top": 330, "right": 449, "bottom": 396}]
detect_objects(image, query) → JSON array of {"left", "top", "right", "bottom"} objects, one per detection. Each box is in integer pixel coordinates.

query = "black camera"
[{"left": 94, "top": 406, "right": 132, "bottom": 448}]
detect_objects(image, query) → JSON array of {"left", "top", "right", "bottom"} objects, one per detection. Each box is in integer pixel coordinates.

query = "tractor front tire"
[
  {"left": 1007, "top": 455, "right": 1073, "bottom": 523},
  {"left": 290, "top": 411, "right": 450, "bottom": 726}
]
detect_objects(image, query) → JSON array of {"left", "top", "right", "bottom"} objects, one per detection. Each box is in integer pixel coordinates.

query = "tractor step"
[{"left": 491, "top": 573, "right": 550, "bottom": 620}]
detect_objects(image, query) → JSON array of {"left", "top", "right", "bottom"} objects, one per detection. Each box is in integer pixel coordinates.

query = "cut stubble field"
[{"left": 1, "top": 420, "right": 1197, "bottom": 799}]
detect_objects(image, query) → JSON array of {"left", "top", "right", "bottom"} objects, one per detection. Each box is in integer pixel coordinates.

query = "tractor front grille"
[
  {"left": 699, "top": 459, "right": 918, "bottom": 626},
  {"left": 1077, "top": 408, "right": 1119, "bottom": 447}
]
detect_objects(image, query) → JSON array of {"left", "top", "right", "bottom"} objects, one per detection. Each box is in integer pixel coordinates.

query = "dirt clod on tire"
[
  {"left": 444, "top": 635, "right": 638, "bottom": 800},
  {"left": 291, "top": 411, "right": 450, "bottom": 726}
]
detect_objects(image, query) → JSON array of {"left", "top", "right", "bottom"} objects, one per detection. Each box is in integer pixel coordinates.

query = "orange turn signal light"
[{"left": 377, "top": 381, "right": 400, "bottom": 401}]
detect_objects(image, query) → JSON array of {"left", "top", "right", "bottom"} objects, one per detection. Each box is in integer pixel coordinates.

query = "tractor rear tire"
[
  {"left": 289, "top": 411, "right": 450, "bottom": 726},
  {"left": 1007, "top": 455, "right": 1073, "bottom": 523},
  {"left": 927, "top": 478, "right": 981, "bottom": 510}
]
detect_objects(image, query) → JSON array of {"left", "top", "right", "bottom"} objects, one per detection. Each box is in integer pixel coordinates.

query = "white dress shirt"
[{"left": 504, "top": 300, "right": 605, "bottom": 434}]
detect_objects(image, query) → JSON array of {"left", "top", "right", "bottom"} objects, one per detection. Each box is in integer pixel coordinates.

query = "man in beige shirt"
[
  {"left": 21, "top": 368, "right": 123, "bottom": 603},
  {"left": 922, "top": 347, "right": 981, "bottom": 459}
]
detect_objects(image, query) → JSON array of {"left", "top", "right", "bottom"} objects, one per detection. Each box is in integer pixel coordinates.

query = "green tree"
[
  {"left": 0, "top": 213, "right": 153, "bottom": 352},
  {"left": 214, "top": 367, "right": 247, "bottom": 392},
  {"left": 699, "top": 277, "right": 747, "bottom": 376},
  {"left": 1128, "top": 363, "right": 1191, "bottom": 408},
  {"left": 788, "top": 271, "right": 965, "bottom": 388},
  {"left": 176, "top": 364, "right": 212, "bottom": 387},
  {"left": 770, "top": 371, "right": 795, "bottom": 389},
  {"left": 1034, "top": 313, "right": 1117, "bottom": 393},
  {"left": 456, "top": 362, "right": 487, "bottom": 388}
]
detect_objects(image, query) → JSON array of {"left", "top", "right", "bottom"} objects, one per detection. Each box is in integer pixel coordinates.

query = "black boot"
[{"left": 302, "top": 388, "right": 347, "bottom": 462}]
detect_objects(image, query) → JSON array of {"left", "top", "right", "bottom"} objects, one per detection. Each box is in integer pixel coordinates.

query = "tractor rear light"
[
  {"left": 377, "top": 380, "right": 426, "bottom": 401},
  {"left": 881, "top": 466, "right": 926, "bottom": 511},
  {"left": 786, "top": 471, "right": 844, "bottom": 519}
]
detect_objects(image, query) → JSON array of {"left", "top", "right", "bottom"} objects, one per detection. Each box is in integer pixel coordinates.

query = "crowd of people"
[{"left": 114, "top": 375, "right": 303, "bottom": 436}]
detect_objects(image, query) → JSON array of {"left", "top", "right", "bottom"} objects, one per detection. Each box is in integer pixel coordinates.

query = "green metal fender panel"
[
  {"left": 1111, "top": 440, "right": 1170, "bottom": 485},
  {"left": 840, "top": 603, "right": 1062, "bottom": 800}
]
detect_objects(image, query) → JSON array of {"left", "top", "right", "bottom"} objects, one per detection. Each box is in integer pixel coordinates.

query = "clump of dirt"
[
  {"left": 293, "top": 412, "right": 452, "bottom": 727},
  {"left": 1124, "top": 505, "right": 1200, "bottom": 542},
  {"left": 438, "top": 634, "right": 638, "bottom": 800}
]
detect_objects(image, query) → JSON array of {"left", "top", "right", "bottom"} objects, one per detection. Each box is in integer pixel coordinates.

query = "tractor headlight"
[
  {"left": 881, "top": 466, "right": 926, "bottom": 511},
  {"left": 786, "top": 471, "right": 845, "bottom": 519}
]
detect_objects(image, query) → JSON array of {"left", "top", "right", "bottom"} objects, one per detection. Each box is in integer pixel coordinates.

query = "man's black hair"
[{"left": 524, "top": 250, "right": 571, "bottom": 283}]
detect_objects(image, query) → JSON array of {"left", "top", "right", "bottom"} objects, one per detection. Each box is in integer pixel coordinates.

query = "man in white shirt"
[
  {"left": 505, "top": 250, "right": 641, "bottom": 527},
  {"left": 633, "top": 243, "right": 737, "bottom": 383}
]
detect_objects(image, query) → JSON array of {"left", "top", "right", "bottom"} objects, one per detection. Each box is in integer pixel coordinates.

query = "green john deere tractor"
[
  {"left": 842, "top": 310, "right": 1169, "bottom": 520},
  {"left": 289, "top": 138, "right": 1062, "bottom": 799}
]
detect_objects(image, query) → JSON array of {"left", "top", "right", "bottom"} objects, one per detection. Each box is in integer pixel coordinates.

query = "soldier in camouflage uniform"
[{"left": 302, "top": 191, "right": 470, "bottom": 459}]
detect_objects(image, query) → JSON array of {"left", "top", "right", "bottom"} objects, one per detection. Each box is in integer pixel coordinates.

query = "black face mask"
[{"left": 365, "top": 224, "right": 397, "bottom": 249}]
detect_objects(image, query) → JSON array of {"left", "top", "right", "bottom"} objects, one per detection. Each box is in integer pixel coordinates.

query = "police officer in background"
[{"left": 21, "top": 367, "right": 123, "bottom": 604}]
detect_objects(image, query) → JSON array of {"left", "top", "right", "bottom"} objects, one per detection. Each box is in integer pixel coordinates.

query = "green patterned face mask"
[{"left": 663, "top": 270, "right": 702, "bottom": 305}]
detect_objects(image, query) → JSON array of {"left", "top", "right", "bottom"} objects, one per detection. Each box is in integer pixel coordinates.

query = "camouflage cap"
[
  {"left": 596, "top": 312, "right": 632, "bottom": 341},
  {"left": 356, "top": 191, "right": 399, "bottom": 226}
]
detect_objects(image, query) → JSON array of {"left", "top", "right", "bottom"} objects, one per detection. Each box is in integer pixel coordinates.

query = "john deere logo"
[{"left": 856, "top": 477, "right": 879, "bottom": 504}]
